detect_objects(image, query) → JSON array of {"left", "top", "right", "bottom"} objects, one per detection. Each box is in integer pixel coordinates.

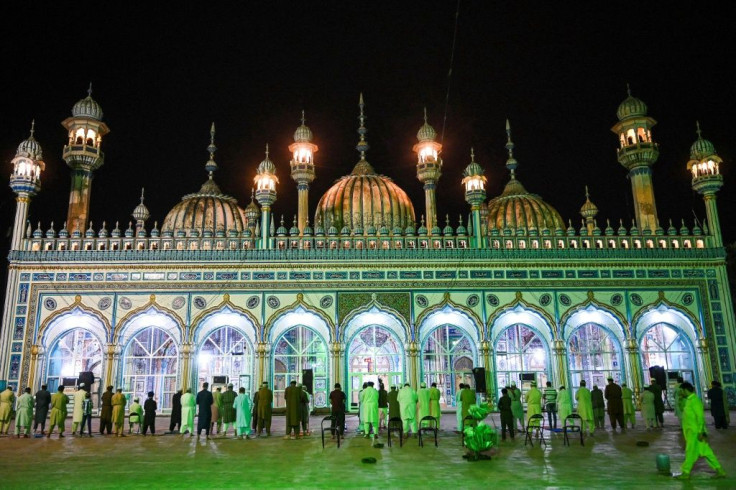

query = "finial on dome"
[
  {"left": 585, "top": 185, "right": 590, "bottom": 199},
  {"left": 87, "top": 82, "right": 93, "bottom": 97},
  {"left": 140, "top": 187, "right": 145, "bottom": 203},
  {"left": 470, "top": 147, "right": 475, "bottom": 161},
  {"left": 423, "top": 107, "right": 428, "bottom": 123},
  {"left": 695, "top": 120, "right": 702, "bottom": 139},
  {"left": 505, "top": 119, "right": 518, "bottom": 178},
  {"left": 626, "top": 82, "right": 631, "bottom": 96},
  {"left": 205, "top": 122, "right": 218, "bottom": 176},
  {"left": 301, "top": 110, "right": 306, "bottom": 126},
  {"left": 265, "top": 143, "right": 270, "bottom": 158},
  {"left": 30, "top": 119, "right": 35, "bottom": 138},
  {"left": 356, "top": 93, "right": 369, "bottom": 159}
]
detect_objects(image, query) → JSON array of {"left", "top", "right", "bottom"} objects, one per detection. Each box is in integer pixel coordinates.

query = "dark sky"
[{"left": 1, "top": 2, "right": 735, "bottom": 245}]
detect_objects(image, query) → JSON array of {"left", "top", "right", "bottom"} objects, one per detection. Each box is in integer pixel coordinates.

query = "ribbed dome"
[
  {"left": 417, "top": 122, "right": 437, "bottom": 142},
  {"left": 294, "top": 124, "right": 313, "bottom": 142},
  {"left": 72, "top": 94, "right": 104, "bottom": 121},
  {"left": 162, "top": 177, "right": 247, "bottom": 235},
  {"left": 616, "top": 95, "right": 647, "bottom": 120},
  {"left": 487, "top": 178, "right": 564, "bottom": 230},
  {"left": 16, "top": 135, "right": 42, "bottom": 161},
  {"left": 315, "top": 159, "right": 415, "bottom": 231}
]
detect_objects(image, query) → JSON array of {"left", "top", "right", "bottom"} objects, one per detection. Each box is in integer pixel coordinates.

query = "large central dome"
[
  {"left": 315, "top": 158, "right": 415, "bottom": 231},
  {"left": 487, "top": 177, "right": 564, "bottom": 231}
]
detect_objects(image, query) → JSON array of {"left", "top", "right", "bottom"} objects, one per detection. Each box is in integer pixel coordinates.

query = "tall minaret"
[
  {"left": 131, "top": 188, "right": 150, "bottom": 235},
  {"left": 254, "top": 144, "right": 278, "bottom": 249},
  {"left": 413, "top": 108, "right": 442, "bottom": 234},
  {"left": 687, "top": 122, "right": 724, "bottom": 247},
  {"left": 611, "top": 85, "right": 659, "bottom": 232},
  {"left": 9, "top": 121, "right": 45, "bottom": 250},
  {"left": 462, "top": 148, "right": 487, "bottom": 249},
  {"left": 289, "top": 111, "right": 318, "bottom": 234},
  {"left": 62, "top": 84, "right": 110, "bottom": 233}
]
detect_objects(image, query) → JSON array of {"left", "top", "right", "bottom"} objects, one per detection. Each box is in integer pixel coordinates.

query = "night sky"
[{"left": 2, "top": 2, "right": 735, "bottom": 248}]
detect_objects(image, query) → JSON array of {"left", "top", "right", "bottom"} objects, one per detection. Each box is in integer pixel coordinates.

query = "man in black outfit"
[
  {"left": 99, "top": 385, "right": 113, "bottom": 435},
  {"left": 169, "top": 389, "right": 182, "bottom": 433},
  {"left": 196, "top": 382, "right": 214, "bottom": 439},
  {"left": 143, "top": 391, "right": 157, "bottom": 436},
  {"left": 33, "top": 384, "right": 51, "bottom": 435},
  {"left": 329, "top": 383, "right": 346, "bottom": 437}
]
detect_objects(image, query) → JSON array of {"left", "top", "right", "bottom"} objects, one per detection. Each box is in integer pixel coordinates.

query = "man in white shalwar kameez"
[{"left": 398, "top": 383, "right": 418, "bottom": 436}]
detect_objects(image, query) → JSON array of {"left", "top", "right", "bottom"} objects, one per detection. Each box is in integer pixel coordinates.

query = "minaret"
[
  {"left": 254, "top": 144, "right": 278, "bottom": 249},
  {"left": 131, "top": 188, "right": 150, "bottom": 234},
  {"left": 62, "top": 84, "right": 110, "bottom": 233},
  {"left": 413, "top": 108, "right": 442, "bottom": 234},
  {"left": 289, "top": 111, "right": 318, "bottom": 234},
  {"left": 687, "top": 122, "right": 724, "bottom": 247},
  {"left": 611, "top": 85, "right": 659, "bottom": 232},
  {"left": 579, "top": 186, "right": 599, "bottom": 235},
  {"left": 462, "top": 148, "right": 487, "bottom": 249},
  {"left": 9, "top": 121, "right": 45, "bottom": 250}
]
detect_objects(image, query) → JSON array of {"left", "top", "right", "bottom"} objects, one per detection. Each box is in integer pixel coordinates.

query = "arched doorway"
[
  {"left": 47, "top": 328, "right": 103, "bottom": 398},
  {"left": 122, "top": 327, "right": 178, "bottom": 410},
  {"left": 494, "top": 324, "right": 549, "bottom": 401},
  {"left": 640, "top": 323, "right": 697, "bottom": 402},
  {"left": 346, "top": 326, "right": 403, "bottom": 412},
  {"left": 567, "top": 323, "right": 623, "bottom": 400},
  {"left": 272, "top": 326, "right": 328, "bottom": 408},
  {"left": 421, "top": 325, "right": 476, "bottom": 408},
  {"left": 197, "top": 326, "right": 253, "bottom": 394}
]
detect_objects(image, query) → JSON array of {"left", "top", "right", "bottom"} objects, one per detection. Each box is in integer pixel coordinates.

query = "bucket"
[{"left": 656, "top": 454, "right": 671, "bottom": 475}]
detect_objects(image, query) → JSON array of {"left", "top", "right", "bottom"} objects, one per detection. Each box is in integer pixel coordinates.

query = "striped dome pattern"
[
  {"left": 162, "top": 178, "right": 247, "bottom": 235},
  {"left": 487, "top": 178, "right": 564, "bottom": 231}
]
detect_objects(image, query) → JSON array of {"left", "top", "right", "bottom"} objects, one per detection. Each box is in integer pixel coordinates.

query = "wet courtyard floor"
[{"left": 0, "top": 412, "right": 733, "bottom": 489}]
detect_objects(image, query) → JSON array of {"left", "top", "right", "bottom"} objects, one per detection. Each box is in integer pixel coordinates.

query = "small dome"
[
  {"left": 616, "top": 93, "right": 648, "bottom": 120},
  {"left": 72, "top": 87, "right": 104, "bottom": 120},
  {"left": 579, "top": 187, "right": 598, "bottom": 219},
  {"left": 487, "top": 178, "right": 564, "bottom": 230},
  {"left": 162, "top": 177, "right": 246, "bottom": 236},
  {"left": 132, "top": 202, "right": 150, "bottom": 222},
  {"left": 315, "top": 159, "right": 415, "bottom": 231},
  {"left": 244, "top": 198, "right": 260, "bottom": 225},
  {"left": 416, "top": 108, "right": 437, "bottom": 141},
  {"left": 16, "top": 131, "right": 43, "bottom": 161},
  {"left": 258, "top": 153, "right": 276, "bottom": 174},
  {"left": 689, "top": 123, "right": 717, "bottom": 161}
]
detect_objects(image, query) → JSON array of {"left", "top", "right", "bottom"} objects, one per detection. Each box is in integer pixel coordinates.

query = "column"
[
  {"left": 424, "top": 183, "right": 437, "bottom": 234},
  {"left": 329, "top": 341, "right": 345, "bottom": 387},
  {"left": 0, "top": 267, "right": 20, "bottom": 376},
  {"left": 255, "top": 342, "right": 270, "bottom": 385},
  {"left": 624, "top": 338, "right": 642, "bottom": 406},
  {"left": 696, "top": 337, "right": 713, "bottom": 393},
  {"left": 179, "top": 342, "right": 194, "bottom": 391},
  {"left": 407, "top": 341, "right": 419, "bottom": 388},
  {"left": 703, "top": 193, "right": 722, "bottom": 247},
  {"left": 104, "top": 343, "right": 117, "bottom": 387},
  {"left": 551, "top": 339, "right": 569, "bottom": 389},
  {"left": 297, "top": 183, "right": 309, "bottom": 235},
  {"left": 479, "top": 340, "right": 494, "bottom": 402},
  {"left": 28, "top": 344, "right": 40, "bottom": 390}
]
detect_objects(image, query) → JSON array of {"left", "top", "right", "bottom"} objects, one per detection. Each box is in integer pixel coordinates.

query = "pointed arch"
[
  {"left": 415, "top": 293, "right": 483, "bottom": 343},
  {"left": 632, "top": 295, "right": 702, "bottom": 341},
  {"left": 488, "top": 295, "right": 556, "bottom": 344},
  {"left": 189, "top": 295, "right": 259, "bottom": 346},
  {"left": 38, "top": 295, "right": 111, "bottom": 346},
  {"left": 341, "top": 303, "right": 410, "bottom": 344},
  {"left": 560, "top": 298, "right": 628, "bottom": 344},
  {"left": 264, "top": 293, "right": 334, "bottom": 342},
  {"left": 114, "top": 295, "right": 184, "bottom": 346}
]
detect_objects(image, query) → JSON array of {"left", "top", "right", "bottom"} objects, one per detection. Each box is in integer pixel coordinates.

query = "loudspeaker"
[
  {"left": 472, "top": 367, "right": 487, "bottom": 394},
  {"left": 213, "top": 375, "right": 228, "bottom": 384},
  {"left": 62, "top": 377, "right": 77, "bottom": 387},
  {"left": 649, "top": 365, "right": 666, "bottom": 388},
  {"left": 78, "top": 371, "right": 94, "bottom": 392},
  {"left": 302, "top": 369, "right": 313, "bottom": 394}
]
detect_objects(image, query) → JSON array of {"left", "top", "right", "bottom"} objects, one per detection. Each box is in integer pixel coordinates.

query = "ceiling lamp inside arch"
[
  {"left": 314, "top": 95, "right": 415, "bottom": 231},
  {"left": 161, "top": 123, "right": 247, "bottom": 236},
  {"left": 487, "top": 120, "right": 564, "bottom": 231}
]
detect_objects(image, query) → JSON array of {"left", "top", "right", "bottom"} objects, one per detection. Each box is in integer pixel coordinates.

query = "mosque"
[{"left": 1, "top": 88, "right": 734, "bottom": 414}]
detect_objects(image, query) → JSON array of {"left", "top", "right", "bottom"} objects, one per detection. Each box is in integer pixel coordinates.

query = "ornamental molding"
[
  {"left": 263, "top": 292, "right": 335, "bottom": 339},
  {"left": 558, "top": 291, "right": 629, "bottom": 337},
  {"left": 339, "top": 295, "right": 411, "bottom": 343},
  {"left": 413, "top": 291, "right": 484, "bottom": 342},
  {"left": 113, "top": 294, "right": 185, "bottom": 344},
  {"left": 36, "top": 294, "right": 112, "bottom": 344},
  {"left": 187, "top": 294, "right": 261, "bottom": 343}
]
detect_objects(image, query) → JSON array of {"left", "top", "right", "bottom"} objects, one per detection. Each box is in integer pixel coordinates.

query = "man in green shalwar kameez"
[
  {"left": 111, "top": 388, "right": 127, "bottom": 437},
  {"left": 0, "top": 386, "right": 15, "bottom": 435},
  {"left": 416, "top": 382, "right": 431, "bottom": 427},
  {"left": 398, "top": 383, "right": 418, "bottom": 436},
  {"left": 428, "top": 382, "right": 441, "bottom": 420},
  {"left": 674, "top": 382, "right": 726, "bottom": 481},
  {"left": 509, "top": 382, "right": 524, "bottom": 431},
  {"left": 180, "top": 388, "right": 196, "bottom": 436},
  {"left": 361, "top": 381, "right": 379, "bottom": 438},
  {"left": 220, "top": 383, "right": 236, "bottom": 437},
  {"left": 47, "top": 386, "right": 69, "bottom": 438},
  {"left": 575, "top": 380, "right": 594, "bottom": 436},
  {"left": 14, "top": 387, "right": 33, "bottom": 438},
  {"left": 621, "top": 383, "right": 636, "bottom": 429},
  {"left": 233, "top": 387, "right": 251, "bottom": 439}
]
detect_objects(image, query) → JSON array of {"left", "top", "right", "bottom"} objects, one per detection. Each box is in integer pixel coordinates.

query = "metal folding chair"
[
  {"left": 321, "top": 415, "right": 340, "bottom": 449},
  {"left": 524, "top": 413, "right": 546, "bottom": 447},
  {"left": 563, "top": 414, "right": 583, "bottom": 446},
  {"left": 418, "top": 415, "right": 438, "bottom": 447},
  {"left": 387, "top": 417, "right": 403, "bottom": 447}
]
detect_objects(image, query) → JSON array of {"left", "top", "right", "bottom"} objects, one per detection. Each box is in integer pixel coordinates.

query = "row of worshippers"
[
  {"left": 168, "top": 382, "right": 254, "bottom": 439},
  {"left": 346, "top": 380, "right": 477, "bottom": 440}
]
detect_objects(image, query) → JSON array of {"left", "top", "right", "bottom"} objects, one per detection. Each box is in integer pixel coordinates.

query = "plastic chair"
[
  {"left": 563, "top": 414, "right": 583, "bottom": 446},
  {"left": 387, "top": 417, "right": 403, "bottom": 447},
  {"left": 524, "top": 414, "right": 546, "bottom": 447},
  {"left": 418, "top": 415, "right": 438, "bottom": 447},
  {"left": 321, "top": 415, "right": 340, "bottom": 449},
  {"left": 461, "top": 415, "right": 477, "bottom": 447}
]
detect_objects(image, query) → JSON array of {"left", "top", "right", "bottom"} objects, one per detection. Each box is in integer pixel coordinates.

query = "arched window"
[
  {"left": 494, "top": 324, "right": 548, "bottom": 401},
  {"left": 47, "top": 328, "right": 103, "bottom": 396},
  {"left": 567, "top": 323, "right": 623, "bottom": 400},
  {"left": 272, "top": 326, "right": 328, "bottom": 408},
  {"left": 640, "top": 323, "right": 696, "bottom": 399},
  {"left": 197, "top": 326, "right": 253, "bottom": 394},
  {"left": 122, "top": 327, "right": 178, "bottom": 410},
  {"left": 421, "top": 325, "right": 476, "bottom": 408},
  {"left": 347, "top": 326, "right": 403, "bottom": 412}
]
